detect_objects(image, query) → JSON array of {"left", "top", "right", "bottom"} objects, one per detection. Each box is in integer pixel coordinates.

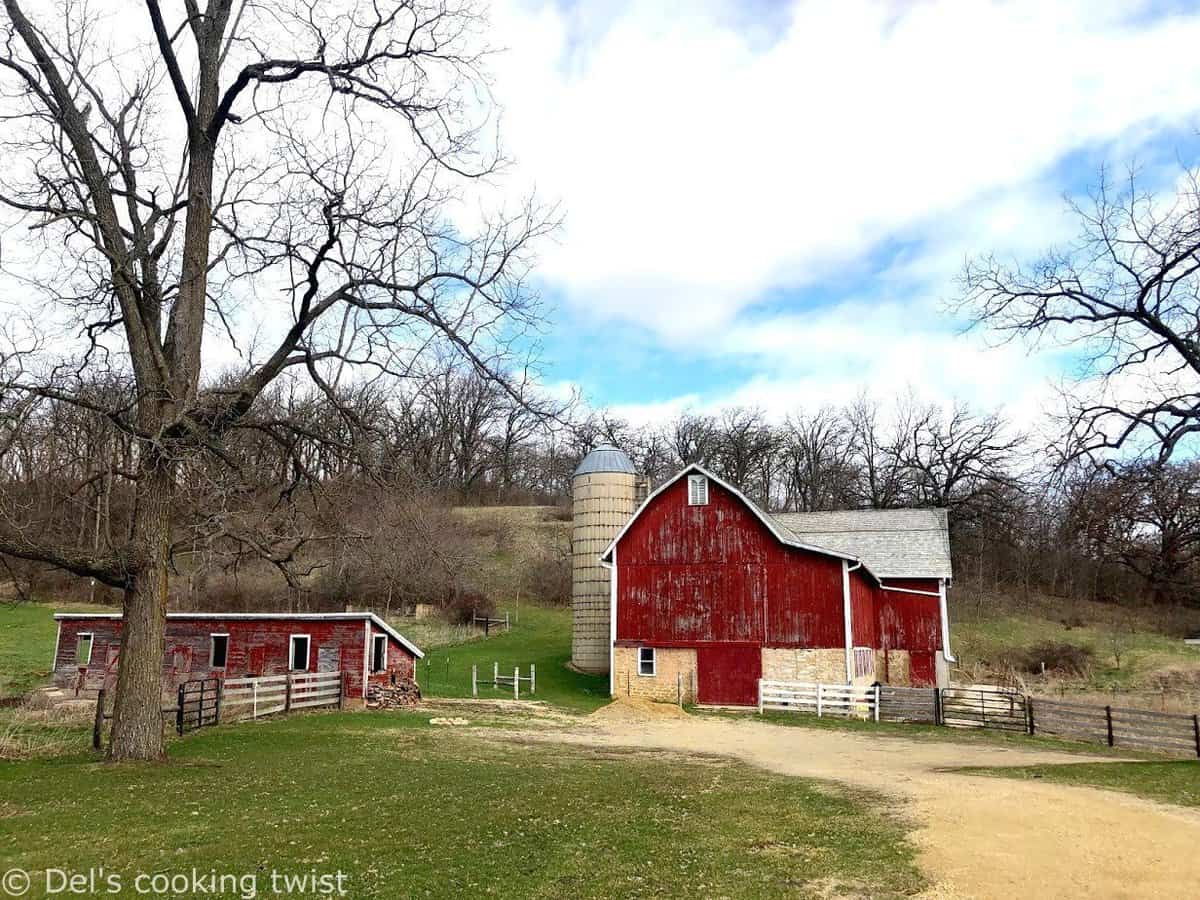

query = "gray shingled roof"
[{"left": 769, "top": 508, "right": 952, "bottom": 580}]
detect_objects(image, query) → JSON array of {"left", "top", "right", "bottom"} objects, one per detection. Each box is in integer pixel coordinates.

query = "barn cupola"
[{"left": 571, "top": 444, "right": 639, "bottom": 674}]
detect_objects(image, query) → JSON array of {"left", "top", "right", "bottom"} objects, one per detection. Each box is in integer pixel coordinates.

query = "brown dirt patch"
[{"left": 588, "top": 697, "right": 690, "bottom": 722}]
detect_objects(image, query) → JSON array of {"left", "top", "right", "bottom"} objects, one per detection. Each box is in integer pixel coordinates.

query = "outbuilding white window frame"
[
  {"left": 289, "top": 634, "right": 311, "bottom": 672},
  {"left": 370, "top": 633, "right": 387, "bottom": 673},
  {"left": 637, "top": 646, "right": 656, "bottom": 677},
  {"left": 209, "top": 633, "right": 229, "bottom": 668},
  {"left": 75, "top": 632, "right": 93, "bottom": 667},
  {"left": 687, "top": 474, "right": 709, "bottom": 506}
]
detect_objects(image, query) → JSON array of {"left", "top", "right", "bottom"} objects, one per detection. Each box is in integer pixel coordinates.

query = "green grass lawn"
[
  {"left": 0, "top": 603, "right": 61, "bottom": 699},
  {"left": 416, "top": 604, "right": 610, "bottom": 713},
  {"left": 966, "top": 760, "right": 1200, "bottom": 808},
  {"left": 0, "top": 711, "right": 924, "bottom": 899}
]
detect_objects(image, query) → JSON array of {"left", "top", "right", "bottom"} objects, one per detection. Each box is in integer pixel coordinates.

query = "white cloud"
[{"left": 484, "top": 0, "right": 1200, "bottom": 416}]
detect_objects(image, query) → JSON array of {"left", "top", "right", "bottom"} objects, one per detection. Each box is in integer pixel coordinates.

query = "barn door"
[
  {"left": 103, "top": 645, "right": 120, "bottom": 692},
  {"left": 696, "top": 645, "right": 761, "bottom": 706},
  {"left": 910, "top": 651, "right": 936, "bottom": 687}
]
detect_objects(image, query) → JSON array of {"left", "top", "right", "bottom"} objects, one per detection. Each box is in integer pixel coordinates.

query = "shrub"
[
  {"left": 525, "top": 552, "right": 571, "bottom": 606},
  {"left": 443, "top": 588, "right": 495, "bottom": 625},
  {"left": 1021, "top": 641, "right": 1094, "bottom": 675}
]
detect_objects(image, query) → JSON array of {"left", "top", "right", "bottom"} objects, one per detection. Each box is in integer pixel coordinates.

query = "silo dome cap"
[{"left": 574, "top": 444, "right": 637, "bottom": 476}]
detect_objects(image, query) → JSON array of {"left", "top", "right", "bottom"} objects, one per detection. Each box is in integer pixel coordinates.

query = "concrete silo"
[{"left": 571, "top": 445, "right": 640, "bottom": 673}]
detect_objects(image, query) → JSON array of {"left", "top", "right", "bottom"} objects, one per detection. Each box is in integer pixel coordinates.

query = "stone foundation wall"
[
  {"left": 612, "top": 646, "right": 697, "bottom": 703},
  {"left": 875, "top": 649, "right": 911, "bottom": 685},
  {"left": 761, "top": 648, "right": 846, "bottom": 683}
]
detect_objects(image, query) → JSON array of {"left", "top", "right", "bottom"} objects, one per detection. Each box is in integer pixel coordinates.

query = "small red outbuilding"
[
  {"left": 52, "top": 611, "right": 423, "bottom": 703},
  {"left": 602, "top": 464, "right": 953, "bottom": 706}
]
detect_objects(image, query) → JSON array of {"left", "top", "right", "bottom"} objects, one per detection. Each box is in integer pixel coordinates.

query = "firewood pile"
[{"left": 366, "top": 679, "right": 421, "bottom": 709}]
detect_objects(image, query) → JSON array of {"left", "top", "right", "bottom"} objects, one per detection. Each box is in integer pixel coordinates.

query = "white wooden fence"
[
  {"left": 757, "top": 679, "right": 880, "bottom": 721},
  {"left": 222, "top": 671, "right": 344, "bottom": 721}
]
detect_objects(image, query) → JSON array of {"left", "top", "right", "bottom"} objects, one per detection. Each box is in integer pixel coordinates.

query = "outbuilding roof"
[
  {"left": 769, "top": 508, "right": 952, "bottom": 580},
  {"left": 52, "top": 611, "right": 424, "bottom": 659}
]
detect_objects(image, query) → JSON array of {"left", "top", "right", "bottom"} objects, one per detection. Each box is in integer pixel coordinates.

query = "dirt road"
[{"left": 515, "top": 709, "right": 1200, "bottom": 899}]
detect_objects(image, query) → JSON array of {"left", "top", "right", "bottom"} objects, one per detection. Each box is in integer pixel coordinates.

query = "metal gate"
[
  {"left": 176, "top": 678, "right": 221, "bottom": 734},
  {"left": 940, "top": 686, "right": 1027, "bottom": 732}
]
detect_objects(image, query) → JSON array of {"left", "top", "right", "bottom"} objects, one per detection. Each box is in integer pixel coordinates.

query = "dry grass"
[{"left": 0, "top": 697, "right": 91, "bottom": 760}]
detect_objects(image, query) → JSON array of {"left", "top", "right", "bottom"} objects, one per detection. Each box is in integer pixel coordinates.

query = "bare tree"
[
  {"left": 0, "top": 0, "right": 551, "bottom": 759},
  {"left": 960, "top": 166, "right": 1200, "bottom": 465},
  {"left": 780, "top": 407, "right": 856, "bottom": 511},
  {"left": 897, "top": 400, "right": 1025, "bottom": 522}
]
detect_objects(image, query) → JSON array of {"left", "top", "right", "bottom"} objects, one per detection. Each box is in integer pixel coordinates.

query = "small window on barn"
[
  {"left": 209, "top": 634, "right": 229, "bottom": 668},
  {"left": 687, "top": 474, "right": 709, "bottom": 506},
  {"left": 75, "top": 633, "right": 93, "bottom": 667},
  {"left": 638, "top": 646, "right": 656, "bottom": 677},
  {"left": 289, "top": 634, "right": 311, "bottom": 672},
  {"left": 371, "top": 634, "right": 387, "bottom": 673}
]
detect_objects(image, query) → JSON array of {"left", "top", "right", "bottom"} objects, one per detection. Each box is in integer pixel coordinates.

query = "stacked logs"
[{"left": 366, "top": 679, "right": 422, "bottom": 709}]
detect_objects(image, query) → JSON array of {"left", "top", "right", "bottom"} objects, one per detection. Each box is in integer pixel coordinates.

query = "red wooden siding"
[
  {"left": 696, "top": 644, "right": 761, "bottom": 705},
  {"left": 876, "top": 585, "right": 941, "bottom": 653},
  {"left": 849, "top": 568, "right": 878, "bottom": 647},
  {"left": 617, "top": 477, "right": 847, "bottom": 648},
  {"left": 53, "top": 616, "right": 416, "bottom": 700}
]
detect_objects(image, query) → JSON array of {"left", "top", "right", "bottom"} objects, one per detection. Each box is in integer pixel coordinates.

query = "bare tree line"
[{"left": 7, "top": 365, "right": 1196, "bottom": 619}]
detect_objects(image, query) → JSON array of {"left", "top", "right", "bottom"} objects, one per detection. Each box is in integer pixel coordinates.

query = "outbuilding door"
[{"left": 696, "top": 645, "right": 761, "bottom": 706}]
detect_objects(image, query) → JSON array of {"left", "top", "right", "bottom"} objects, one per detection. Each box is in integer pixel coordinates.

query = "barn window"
[
  {"left": 638, "top": 646, "right": 656, "bottom": 676},
  {"left": 289, "top": 634, "right": 311, "bottom": 672},
  {"left": 371, "top": 634, "right": 387, "bottom": 673},
  {"left": 687, "top": 474, "right": 709, "bottom": 506},
  {"left": 75, "top": 633, "right": 93, "bottom": 667},
  {"left": 209, "top": 634, "right": 229, "bottom": 668}
]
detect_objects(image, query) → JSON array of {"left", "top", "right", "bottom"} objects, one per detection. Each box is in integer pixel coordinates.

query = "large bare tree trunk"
[{"left": 109, "top": 452, "right": 175, "bottom": 761}]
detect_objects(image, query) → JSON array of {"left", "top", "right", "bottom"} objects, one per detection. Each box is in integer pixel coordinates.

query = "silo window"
[
  {"left": 687, "top": 474, "right": 709, "bottom": 506},
  {"left": 638, "top": 647, "right": 656, "bottom": 676}
]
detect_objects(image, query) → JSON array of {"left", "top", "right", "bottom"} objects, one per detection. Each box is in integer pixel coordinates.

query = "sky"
[{"left": 479, "top": 0, "right": 1200, "bottom": 427}]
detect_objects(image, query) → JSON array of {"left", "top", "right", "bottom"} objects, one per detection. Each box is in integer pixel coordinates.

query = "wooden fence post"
[
  {"left": 252, "top": 680, "right": 258, "bottom": 720},
  {"left": 934, "top": 689, "right": 943, "bottom": 726},
  {"left": 338, "top": 671, "right": 346, "bottom": 709},
  {"left": 757, "top": 678, "right": 763, "bottom": 714},
  {"left": 505, "top": 612, "right": 510, "bottom": 631},
  {"left": 472, "top": 664, "right": 478, "bottom": 697},
  {"left": 93, "top": 688, "right": 106, "bottom": 750},
  {"left": 1027, "top": 698, "right": 1035, "bottom": 735},
  {"left": 513, "top": 666, "right": 519, "bottom": 700},
  {"left": 215, "top": 679, "right": 223, "bottom": 725},
  {"left": 816, "top": 683, "right": 823, "bottom": 718},
  {"left": 676, "top": 671, "right": 682, "bottom": 707},
  {"left": 176, "top": 684, "right": 185, "bottom": 736},
  {"left": 1194, "top": 714, "right": 1200, "bottom": 759},
  {"left": 1105, "top": 705, "right": 1114, "bottom": 747},
  {"left": 530, "top": 664, "right": 536, "bottom": 695},
  {"left": 285, "top": 674, "right": 293, "bottom": 714},
  {"left": 873, "top": 684, "right": 881, "bottom": 723},
  {"left": 493, "top": 661, "right": 499, "bottom": 688}
]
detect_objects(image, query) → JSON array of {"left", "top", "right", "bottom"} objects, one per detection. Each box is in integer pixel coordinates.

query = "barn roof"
[
  {"left": 600, "top": 462, "right": 951, "bottom": 582},
  {"left": 601, "top": 463, "right": 862, "bottom": 569},
  {"left": 769, "top": 508, "right": 952, "bottom": 580},
  {"left": 52, "top": 611, "right": 424, "bottom": 659}
]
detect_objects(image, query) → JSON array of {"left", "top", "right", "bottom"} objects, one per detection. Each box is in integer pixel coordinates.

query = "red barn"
[
  {"left": 602, "top": 464, "right": 953, "bottom": 706},
  {"left": 51, "top": 611, "right": 423, "bottom": 703}
]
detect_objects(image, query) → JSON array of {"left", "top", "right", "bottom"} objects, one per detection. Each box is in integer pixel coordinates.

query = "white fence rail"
[
  {"left": 222, "top": 671, "right": 344, "bottom": 721},
  {"left": 758, "top": 679, "right": 879, "bottom": 721}
]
